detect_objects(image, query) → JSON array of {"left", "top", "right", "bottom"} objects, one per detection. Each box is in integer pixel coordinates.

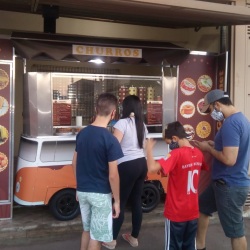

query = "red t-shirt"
[{"left": 158, "top": 146, "right": 209, "bottom": 222}]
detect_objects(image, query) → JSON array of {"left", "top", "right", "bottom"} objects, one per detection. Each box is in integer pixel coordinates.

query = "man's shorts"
[
  {"left": 77, "top": 191, "right": 113, "bottom": 242},
  {"left": 199, "top": 181, "right": 249, "bottom": 238}
]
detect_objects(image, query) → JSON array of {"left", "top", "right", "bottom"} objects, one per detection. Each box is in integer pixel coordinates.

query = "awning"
[
  {"left": 11, "top": 32, "right": 190, "bottom": 66},
  {"left": 2, "top": 0, "right": 250, "bottom": 28}
]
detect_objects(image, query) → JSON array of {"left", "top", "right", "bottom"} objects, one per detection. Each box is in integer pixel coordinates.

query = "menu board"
[
  {"left": 147, "top": 101, "right": 162, "bottom": 125},
  {"left": 178, "top": 54, "right": 218, "bottom": 194},
  {"left": 53, "top": 101, "right": 72, "bottom": 126},
  {"left": 178, "top": 54, "right": 217, "bottom": 142},
  {"left": 0, "top": 58, "right": 12, "bottom": 219}
]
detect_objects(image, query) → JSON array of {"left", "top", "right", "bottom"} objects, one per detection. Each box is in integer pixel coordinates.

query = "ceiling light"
[
  {"left": 88, "top": 58, "right": 105, "bottom": 64},
  {"left": 190, "top": 51, "right": 207, "bottom": 55}
]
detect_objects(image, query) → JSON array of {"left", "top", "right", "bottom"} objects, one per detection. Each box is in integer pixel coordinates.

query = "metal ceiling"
[{"left": 0, "top": 0, "right": 250, "bottom": 29}]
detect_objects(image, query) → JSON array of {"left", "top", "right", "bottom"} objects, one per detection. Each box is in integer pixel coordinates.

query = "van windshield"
[
  {"left": 19, "top": 138, "right": 38, "bottom": 162},
  {"left": 40, "top": 140, "right": 75, "bottom": 162}
]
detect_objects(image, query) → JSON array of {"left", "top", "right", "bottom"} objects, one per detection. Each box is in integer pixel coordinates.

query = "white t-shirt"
[{"left": 113, "top": 117, "right": 148, "bottom": 164}]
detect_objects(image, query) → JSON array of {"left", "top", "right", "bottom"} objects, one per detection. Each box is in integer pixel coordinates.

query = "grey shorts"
[
  {"left": 77, "top": 191, "right": 113, "bottom": 242},
  {"left": 199, "top": 181, "right": 249, "bottom": 238}
]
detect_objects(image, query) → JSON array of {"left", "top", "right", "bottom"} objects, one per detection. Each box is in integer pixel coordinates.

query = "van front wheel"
[
  {"left": 49, "top": 189, "right": 80, "bottom": 221},
  {"left": 141, "top": 183, "right": 160, "bottom": 213}
]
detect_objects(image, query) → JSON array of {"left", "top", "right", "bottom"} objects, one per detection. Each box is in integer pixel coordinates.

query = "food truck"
[
  {"left": 14, "top": 58, "right": 224, "bottom": 220},
  {"left": 12, "top": 35, "right": 226, "bottom": 220},
  {"left": 14, "top": 73, "right": 172, "bottom": 220}
]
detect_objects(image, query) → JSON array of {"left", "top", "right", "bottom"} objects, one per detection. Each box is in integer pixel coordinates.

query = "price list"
[
  {"left": 147, "top": 101, "right": 162, "bottom": 125},
  {"left": 53, "top": 101, "right": 72, "bottom": 126}
]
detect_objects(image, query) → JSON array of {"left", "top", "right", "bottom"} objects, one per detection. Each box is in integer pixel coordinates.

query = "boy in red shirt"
[{"left": 146, "top": 121, "right": 209, "bottom": 250}]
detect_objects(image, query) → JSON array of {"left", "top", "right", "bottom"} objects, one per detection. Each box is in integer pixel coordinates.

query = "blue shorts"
[
  {"left": 165, "top": 218, "right": 197, "bottom": 250},
  {"left": 77, "top": 191, "right": 113, "bottom": 242},
  {"left": 199, "top": 181, "right": 249, "bottom": 238}
]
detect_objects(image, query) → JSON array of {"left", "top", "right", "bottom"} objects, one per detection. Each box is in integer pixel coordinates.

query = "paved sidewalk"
[
  {"left": 0, "top": 203, "right": 250, "bottom": 241},
  {"left": 0, "top": 204, "right": 165, "bottom": 240}
]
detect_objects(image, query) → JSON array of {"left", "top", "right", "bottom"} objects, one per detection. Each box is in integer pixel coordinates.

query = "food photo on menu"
[
  {"left": 196, "top": 121, "right": 211, "bottom": 139},
  {"left": 0, "top": 96, "right": 9, "bottom": 117},
  {"left": 180, "top": 101, "right": 195, "bottom": 118},
  {"left": 0, "top": 68, "right": 9, "bottom": 90},
  {"left": 196, "top": 98, "right": 207, "bottom": 115},
  {"left": 0, "top": 125, "right": 8, "bottom": 145},
  {"left": 180, "top": 78, "right": 196, "bottom": 96},
  {"left": 197, "top": 75, "right": 212, "bottom": 92},
  {"left": 183, "top": 124, "right": 195, "bottom": 140},
  {"left": 0, "top": 152, "right": 8, "bottom": 172}
]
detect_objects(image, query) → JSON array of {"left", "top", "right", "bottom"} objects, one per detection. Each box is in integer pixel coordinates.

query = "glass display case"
[{"left": 51, "top": 73, "right": 163, "bottom": 133}]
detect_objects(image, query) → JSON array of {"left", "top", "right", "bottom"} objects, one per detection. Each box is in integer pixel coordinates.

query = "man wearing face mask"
[
  {"left": 195, "top": 89, "right": 250, "bottom": 250},
  {"left": 146, "top": 121, "right": 209, "bottom": 250}
]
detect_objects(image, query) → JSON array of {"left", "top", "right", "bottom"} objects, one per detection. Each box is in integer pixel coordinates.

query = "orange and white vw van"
[{"left": 14, "top": 134, "right": 168, "bottom": 220}]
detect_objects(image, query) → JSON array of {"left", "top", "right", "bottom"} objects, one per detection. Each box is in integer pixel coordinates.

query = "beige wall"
[
  {"left": 0, "top": 10, "right": 220, "bottom": 52},
  {"left": 230, "top": 0, "right": 250, "bottom": 121}
]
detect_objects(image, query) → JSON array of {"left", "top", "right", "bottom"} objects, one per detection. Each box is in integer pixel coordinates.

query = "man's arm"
[
  {"left": 72, "top": 151, "right": 78, "bottom": 201},
  {"left": 146, "top": 139, "right": 162, "bottom": 173},
  {"left": 209, "top": 146, "right": 238, "bottom": 166},
  {"left": 109, "top": 160, "right": 120, "bottom": 218},
  {"left": 72, "top": 151, "right": 77, "bottom": 178},
  {"left": 195, "top": 141, "right": 238, "bottom": 166}
]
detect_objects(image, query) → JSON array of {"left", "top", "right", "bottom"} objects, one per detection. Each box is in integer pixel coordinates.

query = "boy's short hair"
[
  {"left": 164, "top": 121, "right": 188, "bottom": 139},
  {"left": 96, "top": 93, "right": 118, "bottom": 116}
]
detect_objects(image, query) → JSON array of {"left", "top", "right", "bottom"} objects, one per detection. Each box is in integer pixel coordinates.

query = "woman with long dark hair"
[{"left": 102, "top": 95, "right": 148, "bottom": 249}]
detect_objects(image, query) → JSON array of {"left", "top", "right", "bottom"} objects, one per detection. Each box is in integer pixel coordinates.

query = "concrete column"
[{"left": 230, "top": 0, "right": 250, "bottom": 119}]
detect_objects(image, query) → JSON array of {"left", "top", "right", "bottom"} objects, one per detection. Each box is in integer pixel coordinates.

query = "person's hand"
[
  {"left": 112, "top": 201, "right": 120, "bottom": 219},
  {"left": 145, "top": 138, "right": 156, "bottom": 153},
  {"left": 207, "top": 140, "right": 214, "bottom": 147},
  {"left": 193, "top": 140, "right": 213, "bottom": 152},
  {"left": 76, "top": 192, "right": 79, "bottom": 201}
]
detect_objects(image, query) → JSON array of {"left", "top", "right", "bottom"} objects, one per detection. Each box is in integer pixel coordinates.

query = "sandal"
[
  {"left": 122, "top": 233, "right": 138, "bottom": 247},
  {"left": 102, "top": 241, "right": 116, "bottom": 249}
]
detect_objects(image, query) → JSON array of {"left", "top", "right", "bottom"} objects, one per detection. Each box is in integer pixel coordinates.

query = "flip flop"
[
  {"left": 122, "top": 233, "right": 138, "bottom": 247},
  {"left": 102, "top": 242, "right": 116, "bottom": 249}
]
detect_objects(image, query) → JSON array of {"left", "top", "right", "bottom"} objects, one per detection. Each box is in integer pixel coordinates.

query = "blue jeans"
[{"left": 199, "top": 181, "right": 249, "bottom": 238}]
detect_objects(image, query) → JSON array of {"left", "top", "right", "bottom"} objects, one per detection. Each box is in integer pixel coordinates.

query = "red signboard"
[{"left": 0, "top": 39, "right": 13, "bottom": 220}]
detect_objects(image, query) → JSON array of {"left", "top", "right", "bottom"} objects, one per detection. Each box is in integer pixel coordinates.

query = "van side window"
[
  {"left": 40, "top": 141, "right": 56, "bottom": 162},
  {"left": 55, "top": 141, "right": 75, "bottom": 161},
  {"left": 40, "top": 141, "right": 75, "bottom": 162},
  {"left": 19, "top": 138, "right": 38, "bottom": 162}
]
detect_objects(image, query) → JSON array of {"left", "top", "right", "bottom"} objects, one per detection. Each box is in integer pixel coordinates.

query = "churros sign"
[{"left": 72, "top": 45, "right": 142, "bottom": 58}]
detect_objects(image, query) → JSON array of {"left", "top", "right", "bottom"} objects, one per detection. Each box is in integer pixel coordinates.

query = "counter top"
[
  {"left": 147, "top": 133, "right": 163, "bottom": 139},
  {"left": 22, "top": 132, "right": 163, "bottom": 140}
]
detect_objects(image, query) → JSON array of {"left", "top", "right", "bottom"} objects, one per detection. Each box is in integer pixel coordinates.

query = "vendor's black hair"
[{"left": 121, "top": 95, "right": 145, "bottom": 148}]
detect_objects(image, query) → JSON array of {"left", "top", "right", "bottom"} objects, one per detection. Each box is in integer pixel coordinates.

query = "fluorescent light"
[
  {"left": 190, "top": 51, "right": 207, "bottom": 55},
  {"left": 88, "top": 58, "right": 105, "bottom": 64}
]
